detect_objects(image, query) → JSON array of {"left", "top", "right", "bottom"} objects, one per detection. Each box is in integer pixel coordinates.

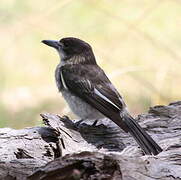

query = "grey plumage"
[
  {"left": 42, "top": 37, "right": 163, "bottom": 155},
  {"left": 55, "top": 60, "right": 104, "bottom": 120}
]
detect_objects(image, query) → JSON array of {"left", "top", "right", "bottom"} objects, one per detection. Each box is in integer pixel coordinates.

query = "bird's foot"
[{"left": 74, "top": 119, "right": 84, "bottom": 128}]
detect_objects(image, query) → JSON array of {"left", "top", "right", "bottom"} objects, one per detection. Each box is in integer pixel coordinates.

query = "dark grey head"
[{"left": 42, "top": 37, "right": 96, "bottom": 63}]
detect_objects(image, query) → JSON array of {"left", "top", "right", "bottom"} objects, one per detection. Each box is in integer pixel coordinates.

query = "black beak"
[{"left": 41, "top": 40, "right": 59, "bottom": 49}]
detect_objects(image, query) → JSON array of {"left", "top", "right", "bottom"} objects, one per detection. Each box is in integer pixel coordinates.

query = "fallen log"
[{"left": 0, "top": 101, "right": 181, "bottom": 180}]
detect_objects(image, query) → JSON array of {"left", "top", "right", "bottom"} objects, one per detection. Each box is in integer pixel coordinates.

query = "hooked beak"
[{"left": 41, "top": 40, "right": 60, "bottom": 49}]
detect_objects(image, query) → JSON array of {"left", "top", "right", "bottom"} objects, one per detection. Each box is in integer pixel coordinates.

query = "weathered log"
[{"left": 0, "top": 101, "right": 181, "bottom": 180}]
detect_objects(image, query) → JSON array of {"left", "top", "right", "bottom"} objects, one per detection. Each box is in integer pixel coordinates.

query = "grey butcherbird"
[{"left": 42, "top": 37, "right": 162, "bottom": 155}]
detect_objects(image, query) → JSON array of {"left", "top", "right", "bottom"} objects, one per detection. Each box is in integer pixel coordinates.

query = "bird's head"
[{"left": 42, "top": 37, "right": 96, "bottom": 64}]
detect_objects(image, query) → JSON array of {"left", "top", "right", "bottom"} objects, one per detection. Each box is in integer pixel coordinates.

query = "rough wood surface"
[{"left": 0, "top": 101, "right": 181, "bottom": 180}]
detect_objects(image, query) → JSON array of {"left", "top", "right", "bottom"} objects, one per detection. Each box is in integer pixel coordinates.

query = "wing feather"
[{"left": 61, "top": 64, "right": 125, "bottom": 118}]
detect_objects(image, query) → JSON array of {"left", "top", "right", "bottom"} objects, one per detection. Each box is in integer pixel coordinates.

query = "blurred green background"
[{"left": 0, "top": 0, "right": 180, "bottom": 129}]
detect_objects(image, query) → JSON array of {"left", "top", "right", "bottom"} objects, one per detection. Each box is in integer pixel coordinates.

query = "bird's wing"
[
  {"left": 61, "top": 65, "right": 126, "bottom": 119},
  {"left": 61, "top": 65, "right": 163, "bottom": 155}
]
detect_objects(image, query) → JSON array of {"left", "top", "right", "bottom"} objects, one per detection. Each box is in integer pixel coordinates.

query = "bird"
[{"left": 42, "top": 37, "right": 162, "bottom": 155}]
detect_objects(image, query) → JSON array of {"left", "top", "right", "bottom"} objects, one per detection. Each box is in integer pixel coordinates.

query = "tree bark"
[{"left": 0, "top": 101, "right": 181, "bottom": 180}]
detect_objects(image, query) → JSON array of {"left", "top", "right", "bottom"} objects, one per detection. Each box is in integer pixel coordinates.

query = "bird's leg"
[{"left": 92, "top": 120, "right": 98, "bottom": 126}]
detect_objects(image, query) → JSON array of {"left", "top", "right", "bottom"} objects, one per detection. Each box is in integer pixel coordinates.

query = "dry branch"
[{"left": 0, "top": 101, "right": 181, "bottom": 180}]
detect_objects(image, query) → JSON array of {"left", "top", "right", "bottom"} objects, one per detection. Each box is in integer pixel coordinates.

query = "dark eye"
[{"left": 63, "top": 41, "right": 69, "bottom": 48}]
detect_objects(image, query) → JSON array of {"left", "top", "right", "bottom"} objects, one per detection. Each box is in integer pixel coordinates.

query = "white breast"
[{"left": 61, "top": 90, "right": 104, "bottom": 120}]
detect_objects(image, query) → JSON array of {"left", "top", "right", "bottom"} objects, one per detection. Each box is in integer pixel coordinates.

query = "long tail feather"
[{"left": 123, "top": 114, "right": 162, "bottom": 155}]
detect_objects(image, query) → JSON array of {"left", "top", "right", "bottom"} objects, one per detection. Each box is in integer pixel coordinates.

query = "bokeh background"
[{"left": 0, "top": 0, "right": 180, "bottom": 129}]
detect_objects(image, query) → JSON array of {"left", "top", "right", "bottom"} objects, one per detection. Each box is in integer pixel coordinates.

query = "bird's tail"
[{"left": 122, "top": 113, "right": 162, "bottom": 155}]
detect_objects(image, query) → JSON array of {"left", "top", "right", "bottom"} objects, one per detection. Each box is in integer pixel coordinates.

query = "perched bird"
[{"left": 42, "top": 37, "right": 162, "bottom": 155}]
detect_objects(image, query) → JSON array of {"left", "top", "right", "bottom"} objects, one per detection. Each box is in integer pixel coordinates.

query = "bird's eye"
[{"left": 63, "top": 42, "right": 69, "bottom": 48}]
